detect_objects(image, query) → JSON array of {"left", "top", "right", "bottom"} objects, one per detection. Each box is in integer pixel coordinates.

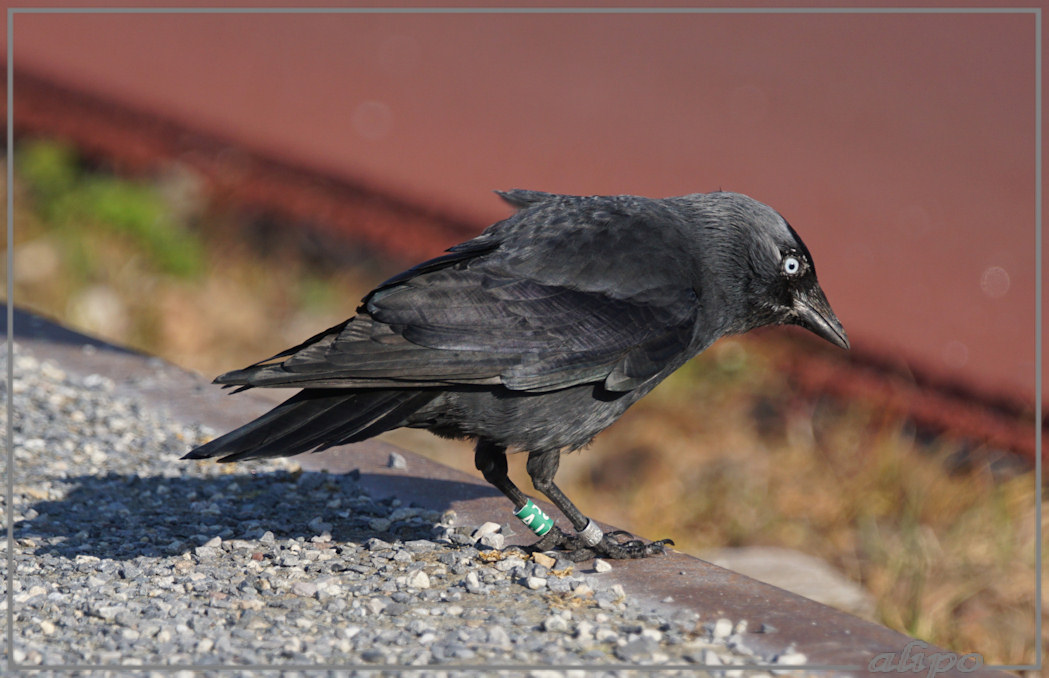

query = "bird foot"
[{"left": 527, "top": 526, "right": 673, "bottom": 562}]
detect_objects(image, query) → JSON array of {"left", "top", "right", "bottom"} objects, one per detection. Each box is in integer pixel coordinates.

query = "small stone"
[
  {"left": 543, "top": 615, "right": 568, "bottom": 632},
  {"left": 406, "top": 570, "right": 430, "bottom": 589},
  {"left": 194, "top": 545, "right": 220, "bottom": 559},
  {"left": 291, "top": 581, "right": 318, "bottom": 597},
  {"left": 405, "top": 539, "right": 437, "bottom": 553},
  {"left": 93, "top": 605, "right": 122, "bottom": 622},
  {"left": 712, "top": 618, "right": 734, "bottom": 639},
  {"left": 307, "top": 516, "right": 332, "bottom": 533},
  {"left": 369, "top": 518, "right": 392, "bottom": 532},
  {"left": 776, "top": 650, "right": 808, "bottom": 665},
  {"left": 494, "top": 556, "right": 526, "bottom": 572},
  {"left": 478, "top": 532, "right": 504, "bottom": 550},
  {"left": 39, "top": 620, "right": 55, "bottom": 635},
  {"left": 532, "top": 552, "right": 556, "bottom": 568},
  {"left": 593, "top": 559, "right": 612, "bottom": 573},
  {"left": 615, "top": 637, "right": 656, "bottom": 662},
  {"left": 471, "top": 521, "right": 502, "bottom": 539},
  {"left": 487, "top": 625, "right": 511, "bottom": 647},
  {"left": 387, "top": 452, "right": 407, "bottom": 469},
  {"left": 641, "top": 628, "right": 663, "bottom": 642},
  {"left": 525, "top": 576, "right": 547, "bottom": 590}
]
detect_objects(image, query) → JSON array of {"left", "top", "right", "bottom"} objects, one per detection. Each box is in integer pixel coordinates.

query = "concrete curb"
[{"left": 5, "top": 307, "right": 1009, "bottom": 677}]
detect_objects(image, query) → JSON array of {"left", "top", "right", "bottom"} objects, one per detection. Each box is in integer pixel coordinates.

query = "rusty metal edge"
[{"left": 3, "top": 64, "right": 481, "bottom": 265}]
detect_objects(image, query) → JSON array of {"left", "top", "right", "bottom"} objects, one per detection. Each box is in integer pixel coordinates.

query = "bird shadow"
[
  {"left": 4, "top": 306, "right": 139, "bottom": 355},
  {"left": 15, "top": 468, "right": 500, "bottom": 562}
]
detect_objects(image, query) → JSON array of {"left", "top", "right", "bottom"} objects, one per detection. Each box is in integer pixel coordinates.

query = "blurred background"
[{"left": 1, "top": 3, "right": 1043, "bottom": 665}]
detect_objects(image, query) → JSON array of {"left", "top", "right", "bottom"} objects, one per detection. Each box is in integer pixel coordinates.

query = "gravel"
[{"left": 5, "top": 342, "right": 803, "bottom": 675}]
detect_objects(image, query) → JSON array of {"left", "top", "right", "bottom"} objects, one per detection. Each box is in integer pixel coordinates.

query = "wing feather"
[{"left": 217, "top": 214, "right": 699, "bottom": 394}]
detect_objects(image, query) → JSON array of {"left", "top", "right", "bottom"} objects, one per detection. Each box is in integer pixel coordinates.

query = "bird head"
[{"left": 685, "top": 192, "right": 850, "bottom": 350}]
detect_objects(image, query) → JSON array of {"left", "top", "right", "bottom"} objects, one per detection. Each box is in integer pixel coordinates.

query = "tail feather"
[{"left": 184, "top": 389, "right": 435, "bottom": 463}]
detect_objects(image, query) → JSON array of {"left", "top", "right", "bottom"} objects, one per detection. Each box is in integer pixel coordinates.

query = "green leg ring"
[{"left": 514, "top": 499, "right": 554, "bottom": 537}]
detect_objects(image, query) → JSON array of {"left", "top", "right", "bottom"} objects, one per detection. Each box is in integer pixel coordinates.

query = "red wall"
[{"left": 6, "top": 7, "right": 1041, "bottom": 404}]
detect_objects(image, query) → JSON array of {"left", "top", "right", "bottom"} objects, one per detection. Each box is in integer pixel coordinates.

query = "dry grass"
[{"left": 3, "top": 140, "right": 1043, "bottom": 666}]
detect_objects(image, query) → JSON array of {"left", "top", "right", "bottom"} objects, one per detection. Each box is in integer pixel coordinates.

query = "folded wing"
[{"left": 217, "top": 259, "right": 697, "bottom": 394}]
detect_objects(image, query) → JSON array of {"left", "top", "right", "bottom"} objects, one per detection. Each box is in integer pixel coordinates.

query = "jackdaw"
[{"left": 185, "top": 189, "right": 848, "bottom": 560}]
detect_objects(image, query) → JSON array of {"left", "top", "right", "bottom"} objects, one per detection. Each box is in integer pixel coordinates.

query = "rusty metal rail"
[
  {"left": 5, "top": 65, "right": 478, "bottom": 265},
  {"left": 779, "top": 335, "right": 1041, "bottom": 463}
]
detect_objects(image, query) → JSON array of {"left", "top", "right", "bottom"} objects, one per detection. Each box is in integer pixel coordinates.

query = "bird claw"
[{"left": 526, "top": 526, "right": 673, "bottom": 561}]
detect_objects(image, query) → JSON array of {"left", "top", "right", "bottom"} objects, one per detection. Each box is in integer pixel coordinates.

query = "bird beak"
[{"left": 792, "top": 286, "right": 850, "bottom": 350}]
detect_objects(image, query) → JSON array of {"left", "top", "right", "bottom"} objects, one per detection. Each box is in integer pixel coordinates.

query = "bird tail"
[{"left": 183, "top": 389, "right": 435, "bottom": 463}]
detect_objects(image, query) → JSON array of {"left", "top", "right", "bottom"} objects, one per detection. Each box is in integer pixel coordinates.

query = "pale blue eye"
[{"left": 782, "top": 256, "right": 801, "bottom": 275}]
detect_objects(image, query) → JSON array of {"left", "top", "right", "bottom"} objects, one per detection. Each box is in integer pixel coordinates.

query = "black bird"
[{"left": 185, "top": 190, "right": 849, "bottom": 560}]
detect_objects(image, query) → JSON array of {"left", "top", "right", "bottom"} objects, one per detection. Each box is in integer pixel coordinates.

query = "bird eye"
[{"left": 782, "top": 255, "right": 801, "bottom": 276}]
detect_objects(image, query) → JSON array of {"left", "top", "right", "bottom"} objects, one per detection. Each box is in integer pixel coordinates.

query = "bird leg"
[
  {"left": 524, "top": 449, "right": 672, "bottom": 561},
  {"left": 473, "top": 441, "right": 671, "bottom": 560},
  {"left": 474, "top": 440, "right": 530, "bottom": 508}
]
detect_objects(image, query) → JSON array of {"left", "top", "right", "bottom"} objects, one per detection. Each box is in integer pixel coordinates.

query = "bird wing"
[
  {"left": 217, "top": 266, "right": 697, "bottom": 394},
  {"left": 368, "top": 267, "right": 698, "bottom": 392}
]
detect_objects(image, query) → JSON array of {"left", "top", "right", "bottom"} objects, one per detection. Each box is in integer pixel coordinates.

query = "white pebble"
[
  {"left": 641, "top": 628, "right": 663, "bottom": 642},
  {"left": 776, "top": 651, "right": 808, "bottom": 665},
  {"left": 543, "top": 615, "right": 568, "bottom": 632},
  {"left": 593, "top": 559, "right": 612, "bottom": 573},
  {"left": 712, "top": 618, "right": 734, "bottom": 639},
  {"left": 471, "top": 521, "right": 502, "bottom": 539},
  {"left": 487, "top": 625, "right": 511, "bottom": 648}
]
